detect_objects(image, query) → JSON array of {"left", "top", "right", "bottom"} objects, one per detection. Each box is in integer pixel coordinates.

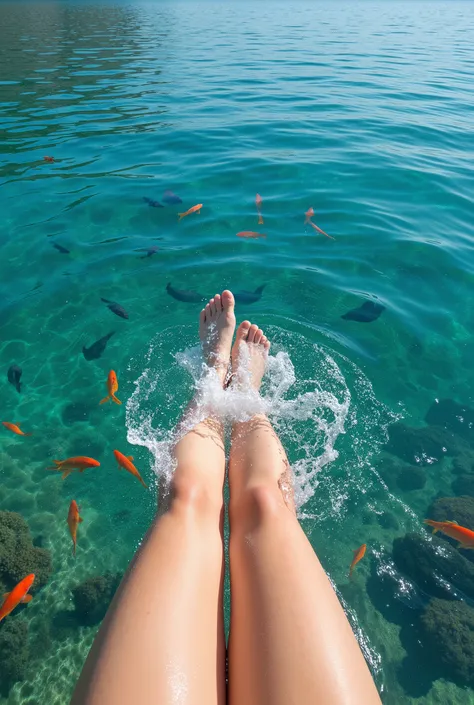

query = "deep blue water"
[{"left": 1, "top": 1, "right": 474, "bottom": 703}]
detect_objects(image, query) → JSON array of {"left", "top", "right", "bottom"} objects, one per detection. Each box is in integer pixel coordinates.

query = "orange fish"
[
  {"left": 304, "top": 207, "right": 314, "bottom": 224},
  {"left": 114, "top": 450, "right": 148, "bottom": 489},
  {"left": 349, "top": 544, "right": 366, "bottom": 577},
  {"left": 43, "top": 156, "right": 55, "bottom": 163},
  {"left": 67, "top": 500, "right": 83, "bottom": 557},
  {"left": 309, "top": 220, "right": 335, "bottom": 240},
  {"left": 48, "top": 456, "right": 100, "bottom": 480},
  {"left": 178, "top": 204, "right": 202, "bottom": 220},
  {"left": 425, "top": 519, "right": 474, "bottom": 549},
  {"left": 256, "top": 193, "right": 264, "bottom": 225},
  {"left": 2, "top": 422, "right": 32, "bottom": 437},
  {"left": 0, "top": 574, "right": 35, "bottom": 623},
  {"left": 100, "top": 370, "right": 121, "bottom": 406},
  {"left": 236, "top": 231, "right": 267, "bottom": 239}
]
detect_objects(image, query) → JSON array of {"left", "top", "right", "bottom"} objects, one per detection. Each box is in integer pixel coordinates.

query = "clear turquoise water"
[{"left": 1, "top": 0, "right": 474, "bottom": 702}]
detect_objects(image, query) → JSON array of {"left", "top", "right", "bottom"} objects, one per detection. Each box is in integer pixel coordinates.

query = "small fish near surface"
[
  {"left": 68, "top": 500, "right": 83, "bottom": 557},
  {"left": 349, "top": 544, "right": 366, "bottom": 577},
  {"left": 48, "top": 456, "right": 100, "bottom": 480},
  {"left": 101, "top": 298, "right": 129, "bottom": 320},
  {"left": 178, "top": 204, "right": 202, "bottom": 220},
  {"left": 100, "top": 370, "right": 121, "bottom": 406},
  {"left": 7, "top": 364, "right": 22, "bottom": 393},
  {"left": 114, "top": 449, "right": 148, "bottom": 489},
  {"left": 236, "top": 231, "right": 267, "bottom": 239},
  {"left": 162, "top": 189, "right": 182, "bottom": 205},
  {"left": 256, "top": 193, "right": 264, "bottom": 225},
  {"left": 143, "top": 197, "right": 163, "bottom": 208},
  {"left": 304, "top": 207, "right": 314, "bottom": 224},
  {"left": 0, "top": 574, "right": 35, "bottom": 623},
  {"left": 43, "top": 156, "right": 55, "bottom": 163},
  {"left": 341, "top": 300, "right": 385, "bottom": 323},
  {"left": 2, "top": 422, "right": 31, "bottom": 437},
  {"left": 52, "top": 242, "right": 70, "bottom": 254},
  {"left": 234, "top": 285, "right": 266, "bottom": 304},
  {"left": 166, "top": 282, "right": 206, "bottom": 303},
  {"left": 136, "top": 246, "right": 159, "bottom": 259},
  {"left": 82, "top": 331, "right": 115, "bottom": 361},
  {"left": 425, "top": 519, "right": 474, "bottom": 549}
]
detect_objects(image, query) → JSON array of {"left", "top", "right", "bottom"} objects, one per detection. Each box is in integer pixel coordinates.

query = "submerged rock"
[
  {"left": 428, "top": 496, "right": 474, "bottom": 529},
  {"left": 392, "top": 532, "right": 474, "bottom": 600},
  {"left": 425, "top": 398, "right": 474, "bottom": 443},
  {"left": 0, "top": 620, "right": 29, "bottom": 695},
  {"left": 397, "top": 465, "right": 427, "bottom": 491},
  {"left": 385, "top": 422, "right": 462, "bottom": 465},
  {"left": 452, "top": 452, "right": 474, "bottom": 475},
  {"left": 72, "top": 573, "right": 121, "bottom": 626},
  {"left": 452, "top": 475, "right": 474, "bottom": 497},
  {"left": 420, "top": 598, "right": 474, "bottom": 686},
  {"left": 0, "top": 511, "right": 52, "bottom": 592}
]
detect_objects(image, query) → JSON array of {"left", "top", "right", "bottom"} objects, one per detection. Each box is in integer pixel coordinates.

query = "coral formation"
[
  {"left": 0, "top": 619, "right": 29, "bottom": 695},
  {"left": 72, "top": 573, "right": 121, "bottom": 626},
  {"left": 0, "top": 511, "right": 53, "bottom": 592},
  {"left": 428, "top": 495, "right": 474, "bottom": 529},
  {"left": 420, "top": 598, "right": 474, "bottom": 686}
]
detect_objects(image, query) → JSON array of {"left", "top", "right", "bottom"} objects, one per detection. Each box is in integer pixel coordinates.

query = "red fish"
[
  {"left": 114, "top": 450, "right": 148, "bottom": 489},
  {"left": 309, "top": 220, "right": 334, "bottom": 240},
  {"left": 349, "top": 544, "right": 366, "bottom": 577},
  {"left": 43, "top": 156, "right": 55, "bottom": 163},
  {"left": 256, "top": 193, "right": 264, "bottom": 225},
  {"left": 304, "top": 207, "right": 314, "bottom": 224},
  {"left": 68, "top": 500, "right": 83, "bottom": 557},
  {"left": 236, "top": 231, "right": 267, "bottom": 239},
  {"left": 0, "top": 574, "right": 35, "bottom": 623},
  {"left": 100, "top": 370, "right": 121, "bottom": 405},
  {"left": 425, "top": 519, "right": 474, "bottom": 548},
  {"left": 178, "top": 204, "right": 202, "bottom": 220},
  {"left": 48, "top": 456, "right": 100, "bottom": 480},
  {"left": 2, "top": 422, "right": 32, "bottom": 437}
]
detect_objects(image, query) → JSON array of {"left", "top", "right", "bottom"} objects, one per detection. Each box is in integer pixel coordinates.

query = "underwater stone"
[
  {"left": 0, "top": 511, "right": 53, "bottom": 592},
  {"left": 452, "top": 452, "right": 474, "bottom": 475},
  {"left": 452, "top": 475, "right": 474, "bottom": 497},
  {"left": 397, "top": 465, "right": 427, "bottom": 492},
  {"left": 385, "top": 423, "right": 462, "bottom": 465},
  {"left": 392, "top": 532, "right": 474, "bottom": 601},
  {"left": 61, "top": 400, "right": 93, "bottom": 425},
  {"left": 425, "top": 399, "right": 474, "bottom": 442},
  {"left": 420, "top": 598, "right": 474, "bottom": 686},
  {"left": 377, "top": 512, "right": 400, "bottom": 530},
  {"left": 0, "top": 620, "right": 29, "bottom": 695},
  {"left": 72, "top": 573, "right": 121, "bottom": 626},
  {"left": 428, "top": 496, "right": 474, "bottom": 529}
]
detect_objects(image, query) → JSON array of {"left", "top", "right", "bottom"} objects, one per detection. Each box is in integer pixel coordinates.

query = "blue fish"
[
  {"left": 143, "top": 197, "right": 163, "bottom": 208},
  {"left": 342, "top": 301, "right": 385, "bottom": 323},
  {"left": 162, "top": 190, "right": 183, "bottom": 205}
]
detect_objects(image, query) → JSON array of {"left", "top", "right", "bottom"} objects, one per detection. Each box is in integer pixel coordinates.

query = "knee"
[
  {"left": 170, "top": 475, "right": 223, "bottom": 518},
  {"left": 230, "top": 484, "right": 283, "bottom": 531}
]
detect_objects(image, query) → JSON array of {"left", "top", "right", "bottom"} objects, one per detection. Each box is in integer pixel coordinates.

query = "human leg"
[
  {"left": 228, "top": 322, "right": 381, "bottom": 705},
  {"left": 71, "top": 292, "right": 235, "bottom": 705}
]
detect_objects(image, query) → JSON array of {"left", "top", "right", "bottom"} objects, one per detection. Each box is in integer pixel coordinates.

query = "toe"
[
  {"left": 254, "top": 328, "right": 264, "bottom": 345},
  {"left": 214, "top": 293, "right": 222, "bottom": 312},
  {"left": 205, "top": 302, "right": 211, "bottom": 321},
  {"left": 199, "top": 308, "right": 206, "bottom": 326},
  {"left": 235, "top": 320, "right": 251, "bottom": 345},
  {"left": 263, "top": 338, "right": 271, "bottom": 351},
  {"left": 247, "top": 324, "right": 258, "bottom": 343},
  {"left": 221, "top": 290, "right": 235, "bottom": 311},
  {"left": 209, "top": 298, "right": 216, "bottom": 317}
]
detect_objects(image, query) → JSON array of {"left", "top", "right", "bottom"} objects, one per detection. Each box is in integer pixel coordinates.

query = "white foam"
[{"left": 126, "top": 323, "right": 390, "bottom": 512}]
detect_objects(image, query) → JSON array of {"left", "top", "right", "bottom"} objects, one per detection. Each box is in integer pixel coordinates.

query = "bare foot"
[
  {"left": 231, "top": 321, "right": 271, "bottom": 390},
  {"left": 199, "top": 290, "right": 236, "bottom": 385}
]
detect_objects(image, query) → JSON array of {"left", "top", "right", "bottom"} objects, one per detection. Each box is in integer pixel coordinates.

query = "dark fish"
[
  {"left": 101, "top": 298, "right": 129, "bottom": 320},
  {"left": 52, "top": 242, "right": 70, "bottom": 254},
  {"left": 166, "top": 282, "right": 206, "bottom": 303},
  {"left": 234, "top": 285, "right": 266, "bottom": 304},
  {"left": 82, "top": 332, "right": 115, "bottom": 361},
  {"left": 7, "top": 365, "right": 22, "bottom": 393},
  {"left": 341, "top": 301, "right": 385, "bottom": 323},
  {"left": 136, "top": 246, "right": 159, "bottom": 259},
  {"left": 143, "top": 197, "right": 163, "bottom": 208},
  {"left": 162, "top": 190, "right": 183, "bottom": 205}
]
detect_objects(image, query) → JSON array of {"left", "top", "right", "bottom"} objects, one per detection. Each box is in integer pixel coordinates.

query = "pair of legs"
[{"left": 71, "top": 291, "right": 381, "bottom": 705}]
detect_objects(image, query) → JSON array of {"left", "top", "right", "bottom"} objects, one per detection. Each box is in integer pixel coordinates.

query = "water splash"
[{"left": 126, "top": 322, "right": 391, "bottom": 511}]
